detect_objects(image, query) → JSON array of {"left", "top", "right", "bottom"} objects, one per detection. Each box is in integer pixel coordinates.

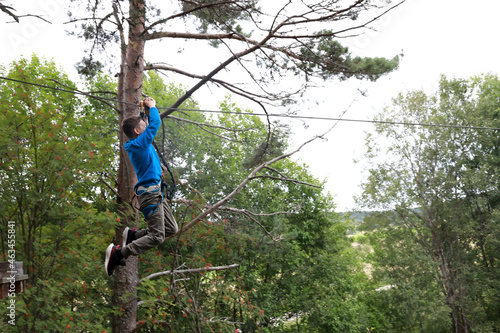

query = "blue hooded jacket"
[{"left": 124, "top": 106, "right": 162, "bottom": 191}]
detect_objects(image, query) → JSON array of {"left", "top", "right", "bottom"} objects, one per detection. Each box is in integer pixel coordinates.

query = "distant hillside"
[
  {"left": 339, "top": 210, "right": 398, "bottom": 235},
  {"left": 339, "top": 211, "right": 372, "bottom": 226}
]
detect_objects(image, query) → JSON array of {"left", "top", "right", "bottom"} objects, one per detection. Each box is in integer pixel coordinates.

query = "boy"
[{"left": 105, "top": 97, "right": 178, "bottom": 277}]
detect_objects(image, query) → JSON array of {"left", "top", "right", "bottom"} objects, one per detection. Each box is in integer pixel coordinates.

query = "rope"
[{"left": 2, "top": 75, "right": 500, "bottom": 131}]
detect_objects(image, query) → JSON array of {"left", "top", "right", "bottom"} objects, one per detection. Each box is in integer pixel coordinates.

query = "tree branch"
[
  {"left": 227, "top": 207, "right": 284, "bottom": 241},
  {"left": 148, "top": 1, "right": 404, "bottom": 118},
  {"left": 159, "top": 14, "right": 291, "bottom": 119},
  {"left": 146, "top": 63, "right": 289, "bottom": 106},
  {"left": 250, "top": 174, "right": 322, "bottom": 189},
  {"left": 167, "top": 115, "right": 253, "bottom": 143},
  {"left": 0, "top": 2, "right": 17, "bottom": 22},
  {"left": 145, "top": 30, "right": 249, "bottom": 42},
  {"left": 138, "top": 264, "right": 240, "bottom": 285},
  {"left": 144, "top": 1, "right": 241, "bottom": 33},
  {"left": 100, "top": 177, "right": 120, "bottom": 199},
  {"left": 1, "top": 3, "right": 51, "bottom": 23},
  {"left": 221, "top": 207, "right": 295, "bottom": 218},
  {"left": 280, "top": 0, "right": 366, "bottom": 27}
]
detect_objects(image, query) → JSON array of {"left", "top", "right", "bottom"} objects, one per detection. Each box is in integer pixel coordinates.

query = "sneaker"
[
  {"left": 122, "top": 227, "right": 136, "bottom": 247},
  {"left": 104, "top": 243, "right": 125, "bottom": 277}
]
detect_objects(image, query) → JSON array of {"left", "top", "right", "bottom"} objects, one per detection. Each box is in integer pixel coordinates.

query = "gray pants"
[{"left": 121, "top": 190, "right": 178, "bottom": 258}]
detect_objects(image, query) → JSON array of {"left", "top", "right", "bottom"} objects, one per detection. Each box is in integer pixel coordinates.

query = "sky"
[{"left": 1, "top": 0, "right": 500, "bottom": 211}]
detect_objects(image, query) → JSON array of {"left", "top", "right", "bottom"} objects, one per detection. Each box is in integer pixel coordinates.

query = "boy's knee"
[
  {"left": 165, "top": 224, "right": 178, "bottom": 237},
  {"left": 150, "top": 230, "right": 165, "bottom": 245}
]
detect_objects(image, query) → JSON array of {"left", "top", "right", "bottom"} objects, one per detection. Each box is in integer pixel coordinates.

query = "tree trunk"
[
  {"left": 435, "top": 240, "right": 468, "bottom": 333},
  {"left": 450, "top": 307, "right": 468, "bottom": 333},
  {"left": 113, "top": 0, "right": 146, "bottom": 332}
]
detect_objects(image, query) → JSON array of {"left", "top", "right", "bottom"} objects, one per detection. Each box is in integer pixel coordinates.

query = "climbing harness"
[{"left": 132, "top": 182, "right": 162, "bottom": 219}]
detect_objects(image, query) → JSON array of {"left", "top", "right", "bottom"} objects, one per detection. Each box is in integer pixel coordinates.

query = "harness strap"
[{"left": 141, "top": 203, "right": 158, "bottom": 219}]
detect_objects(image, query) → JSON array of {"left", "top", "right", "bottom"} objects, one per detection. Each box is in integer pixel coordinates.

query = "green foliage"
[
  {"left": 242, "top": 128, "right": 289, "bottom": 169},
  {"left": 360, "top": 213, "right": 450, "bottom": 333},
  {"left": 296, "top": 32, "right": 400, "bottom": 81},
  {"left": 359, "top": 74, "right": 500, "bottom": 332},
  {"left": 181, "top": 0, "right": 258, "bottom": 36},
  {"left": 0, "top": 55, "right": 119, "bottom": 332}
]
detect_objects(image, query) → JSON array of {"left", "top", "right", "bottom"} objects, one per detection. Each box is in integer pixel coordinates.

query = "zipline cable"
[
  {"left": 2, "top": 75, "right": 500, "bottom": 131},
  {"left": 157, "top": 107, "right": 500, "bottom": 131},
  {"left": 0, "top": 75, "right": 137, "bottom": 107}
]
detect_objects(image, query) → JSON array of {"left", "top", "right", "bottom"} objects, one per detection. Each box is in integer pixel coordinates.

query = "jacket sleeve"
[{"left": 135, "top": 107, "right": 160, "bottom": 148}]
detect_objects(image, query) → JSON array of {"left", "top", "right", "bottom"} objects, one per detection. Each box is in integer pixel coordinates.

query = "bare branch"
[
  {"left": 160, "top": 15, "right": 288, "bottom": 119},
  {"left": 264, "top": 166, "right": 322, "bottom": 189},
  {"left": 151, "top": 1, "right": 403, "bottom": 118},
  {"left": 1, "top": 3, "right": 51, "bottom": 23},
  {"left": 168, "top": 115, "right": 253, "bottom": 133},
  {"left": 112, "top": 2, "right": 126, "bottom": 52},
  {"left": 10, "top": 14, "right": 51, "bottom": 24},
  {"left": 88, "top": 11, "right": 115, "bottom": 55},
  {"left": 0, "top": 2, "right": 17, "bottom": 22},
  {"left": 138, "top": 264, "right": 240, "bottom": 285},
  {"left": 316, "top": 1, "right": 407, "bottom": 39},
  {"left": 100, "top": 177, "right": 120, "bottom": 199},
  {"left": 64, "top": 16, "right": 116, "bottom": 25},
  {"left": 250, "top": 174, "right": 323, "bottom": 189},
  {"left": 218, "top": 38, "right": 272, "bottom": 145},
  {"left": 146, "top": 63, "right": 290, "bottom": 106},
  {"left": 145, "top": 30, "right": 249, "bottom": 42},
  {"left": 207, "top": 317, "right": 245, "bottom": 325},
  {"left": 144, "top": 1, "right": 241, "bottom": 33},
  {"left": 174, "top": 198, "right": 296, "bottom": 218},
  {"left": 167, "top": 115, "right": 251, "bottom": 143},
  {"left": 221, "top": 207, "right": 284, "bottom": 241},
  {"left": 280, "top": 0, "right": 366, "bottom": 27},
  {"left": 218, "top": 206, "right": 294, "bottom": 218}
]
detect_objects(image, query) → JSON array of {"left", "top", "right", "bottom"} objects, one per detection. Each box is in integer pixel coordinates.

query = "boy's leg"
[
  {"left": 133, "top": 200, "right": 177, "bottom": 237},
  {"left": 121, "top": 191, "right": 165, "bottom": 258},
  {"left": 122, "top": 227, "right": 148, "bottom": 247},
  {"left": 135, "top": 229, "right": 148, "bottom": 238},
  {"left": 104, "top": 243, "right": 125, "bottom": 276},
  {"left": 163, "top": 199, "right": 178, "bottom": 236}
]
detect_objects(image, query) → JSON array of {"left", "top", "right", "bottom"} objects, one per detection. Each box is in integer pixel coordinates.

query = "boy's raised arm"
[
  {"left": 136, "top": 97, "right": 160, "bottom": 146},
  {"left": 144, "top": 97, "right": 156, "bottom": 109}
]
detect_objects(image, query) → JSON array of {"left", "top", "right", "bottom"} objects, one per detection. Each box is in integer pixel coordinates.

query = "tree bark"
[{"left": 113, "top": 0, "right": 146, "bottom": 332}]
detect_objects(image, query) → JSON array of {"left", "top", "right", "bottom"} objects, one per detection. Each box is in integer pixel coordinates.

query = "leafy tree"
[
  {"left": 359, "top": 75, "right": 500, "bottom": 333},
  {"left": 359, "top": 212, "right": 450, "bottom": 333},
  {"left": 0, "top": 55, "right": 119, "bottom": 332}
]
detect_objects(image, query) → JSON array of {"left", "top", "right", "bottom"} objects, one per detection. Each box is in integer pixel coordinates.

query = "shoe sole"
[
  {"left": 105, "top": 243, "right": 115, "bottom": 277},
  {"left": 122, "top": 227, "right": 129, "bottom": 248}
]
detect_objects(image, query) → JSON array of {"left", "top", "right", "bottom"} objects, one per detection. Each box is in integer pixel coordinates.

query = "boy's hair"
[{"left": 122, "top": 116, "right": 142, "bottom": 138}]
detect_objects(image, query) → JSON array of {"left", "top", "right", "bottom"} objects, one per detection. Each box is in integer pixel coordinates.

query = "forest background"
[{"left": 1, "top": 0, "right": 500, "bottom": 332}]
